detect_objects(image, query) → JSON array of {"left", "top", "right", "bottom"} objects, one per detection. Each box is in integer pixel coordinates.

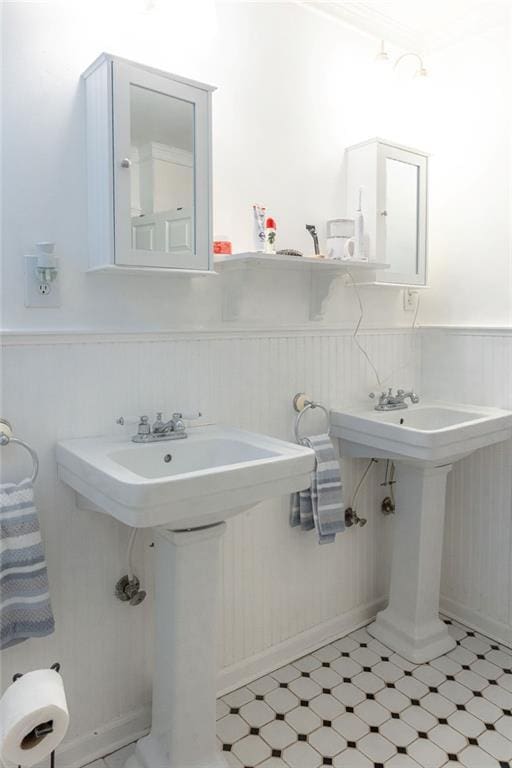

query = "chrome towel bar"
[
  {"left": 0, "top": 418, "right": 39, "bottom": 483},
  {"left": 292, "top": 393, "right": 330, "bottom": 443}
]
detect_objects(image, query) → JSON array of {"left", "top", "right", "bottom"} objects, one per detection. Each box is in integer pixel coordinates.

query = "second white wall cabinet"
[{"left": 345, "top": 138, "right": 428, "bottom": 286}]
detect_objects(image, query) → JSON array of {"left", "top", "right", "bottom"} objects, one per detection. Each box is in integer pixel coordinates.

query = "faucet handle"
[
  {"left": 152, "top": 412, "right": 164, "bottom": 431},
  {"left": 137, "top": 415, "right": 151, "bottom": 436},
  {"left": 173, "top": 411, "right": 203, "bottom": 421}
]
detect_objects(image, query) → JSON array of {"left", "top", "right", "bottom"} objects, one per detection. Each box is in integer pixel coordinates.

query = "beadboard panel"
[
  {"left": 0, "top": 329, "right": 417, "bottom": 761},
  {"left": 421, "top": 329, "right": 512, "bottom": 644}
]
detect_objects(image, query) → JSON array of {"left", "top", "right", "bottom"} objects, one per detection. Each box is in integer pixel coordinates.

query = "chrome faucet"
[
  {"left": 152, "top": 412, "right": 186, "bottom": 435},
  {"left": 370, "top": 388, "right": 420, "bottom": 411},
  {"left": 132, "top": 412, "right": 201, "bottom": 443}
]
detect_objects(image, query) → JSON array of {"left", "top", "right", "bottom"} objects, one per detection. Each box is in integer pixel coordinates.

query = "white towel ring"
[
  {"left": 293, "top": 393, "right": 330, "bottom": 443},
  {"left": 0, "top": 419, "right": 39, "bottom": 483}
]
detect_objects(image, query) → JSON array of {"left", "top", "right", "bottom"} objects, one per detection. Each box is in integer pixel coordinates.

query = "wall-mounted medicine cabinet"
[
  {"left": 83, "top": 53, "right": 215, "bottom": 275},
  {"left": 345, "top": 138, "right": 428, "bottom": 286}
]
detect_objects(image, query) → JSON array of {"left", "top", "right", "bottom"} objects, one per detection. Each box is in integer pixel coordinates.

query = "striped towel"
[
  {"left": 290, "top": 434, "right": 345, "bottom": 544},
  {"left": 0, "top": 478, "right": 55, "bottom": 649}
]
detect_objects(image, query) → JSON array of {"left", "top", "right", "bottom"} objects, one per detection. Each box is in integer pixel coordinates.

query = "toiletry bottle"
[
  {"left": 253, "top": 204, "right": 266, "bottom": 252},
  {"left": 264, "top": 217, "right": 277, "bottom": 254},
  {"left": 354, "top": 187, "right": 367, "bottom": 261},
  {"left": 213, "top": 235, "right": 232, "bottom": 255}
]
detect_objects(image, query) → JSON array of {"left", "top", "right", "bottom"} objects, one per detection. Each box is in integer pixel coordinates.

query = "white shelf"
[
  {"left": 215, "top": 253, "right": 390, "bottom": 321},
  {"left": 215, "top": 252, "right": 389, "bottom": 272},
  {"left": 350, "top": 281, "right": 429, "bottom": 288}
]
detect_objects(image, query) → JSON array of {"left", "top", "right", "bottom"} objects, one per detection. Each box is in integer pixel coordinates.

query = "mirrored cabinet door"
[
  {"left": 113, "top": 62, "right": 210, "bottom": 270},
  {"left": 129, "top": 87, "right": 194, "bottom": 258},
  {"left": 377, "top": 143, "right": 427, "bottom": 285}
]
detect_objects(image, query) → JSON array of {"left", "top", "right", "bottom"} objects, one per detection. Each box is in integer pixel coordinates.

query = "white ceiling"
[{"left": 302, "top": 0, "right": 511, "bottom": 52}]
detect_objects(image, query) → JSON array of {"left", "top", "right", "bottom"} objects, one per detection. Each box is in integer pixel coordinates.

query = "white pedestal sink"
[
  {"left": 330, "top": 402, "right": 512, "bottom": 663},
  {"left": 56, "top": 426, "right": 314, "bottom": 768}
]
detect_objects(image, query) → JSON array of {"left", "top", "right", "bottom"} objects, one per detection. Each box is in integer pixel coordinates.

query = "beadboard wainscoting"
[
  {"left": 421, "top": 328, "right": 512, "bottom": 646},
  {"left": 0, "top": 327, "right": 418, "bottom": 768}
]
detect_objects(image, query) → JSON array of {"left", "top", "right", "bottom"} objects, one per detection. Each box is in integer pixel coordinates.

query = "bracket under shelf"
[{"left": 215, "top": 252, "right": 390, "bottom": 321}]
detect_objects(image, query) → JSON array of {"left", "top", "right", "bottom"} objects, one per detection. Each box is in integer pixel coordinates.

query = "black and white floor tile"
[
  {"left": 215, "top": 619, "right": 512, "bottom": 768},
  {"left": 95, "top": 618, "right": 512, "bottom": 768}
]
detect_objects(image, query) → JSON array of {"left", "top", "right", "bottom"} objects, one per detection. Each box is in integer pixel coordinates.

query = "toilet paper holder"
[{"left": 11, "top": 663, "right": 61, "bottom": 768}]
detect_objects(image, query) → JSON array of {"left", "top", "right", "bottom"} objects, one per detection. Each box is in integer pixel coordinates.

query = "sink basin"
[
  {"left": 331, "top": 401, "right": 512, "bottom": 464},
  {"left": 57, "top": 425, "right": 314, "bottom": 529},
  {"left": 330, "top": 400, "right": 512, "bottom": 664},
  {"left": 57, "top": 423, "right": 315, "bottom": 768}
]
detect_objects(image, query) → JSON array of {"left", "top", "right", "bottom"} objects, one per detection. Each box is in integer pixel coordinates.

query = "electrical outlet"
[
  {"left": 403, "top": 288, "right": 418, "bottom": 312},
  {"left": 24, "top": 255, "right": 61, "bottom": 308}
]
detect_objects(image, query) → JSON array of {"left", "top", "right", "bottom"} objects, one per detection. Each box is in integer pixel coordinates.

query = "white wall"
[
  {"left": 3, "top": 3, "right": 511, "bottom": 764},
  {"left": 404, "top": 14, "right": 512, "bottom": 643},
  {"left": 0, "top": 328, "right": 418, "bottom": 767},
  {"left": 421, "top": 329, "right": 512, "bottom": 644},
  {"left": 0, "top": 0, "right": 427, "bottom": 332},
  {"left": 419, "top": 23, "right": 512, "bottom": 326},
  {"left": 0, "top": 3, "right": 425, "bottom": 766}
]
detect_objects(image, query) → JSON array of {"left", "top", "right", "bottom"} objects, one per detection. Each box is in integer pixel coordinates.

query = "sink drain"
[{"left": 163, "top": 454, "right": 172, "bottom": 463}]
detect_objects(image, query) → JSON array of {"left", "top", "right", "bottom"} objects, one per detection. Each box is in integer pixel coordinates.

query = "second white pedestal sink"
[
  {"left": 56, "top": 425, "right": 315, "bottom": 768},
  {"left": 330, "top": 401, "right": 512, "bottom": 663}
]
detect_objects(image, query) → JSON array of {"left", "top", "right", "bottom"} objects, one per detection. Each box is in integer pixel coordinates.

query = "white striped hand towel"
[
  {"left": 0, "top": 478, "right": 55, "bottom": 649},
  {"left": 290, "top": 434, "right": 344, "bottom": 544}
]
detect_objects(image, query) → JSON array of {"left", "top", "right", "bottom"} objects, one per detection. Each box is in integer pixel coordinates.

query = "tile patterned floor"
[
  {"left": 215, "top": 619, "right": 512, "bottom": 768},
  {"left": 95, "top": 618, "right": 512, "bottom": 768}
]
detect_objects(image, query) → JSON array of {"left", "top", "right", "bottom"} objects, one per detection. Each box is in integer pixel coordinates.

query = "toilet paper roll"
[{"left": 0, "top": 669, "right": 69, "bottom": 768}]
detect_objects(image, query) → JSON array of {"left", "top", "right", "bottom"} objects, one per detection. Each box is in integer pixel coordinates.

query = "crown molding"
[
  {"left": 299, "top": 0, "right": 510, "bottom": 54},
  {"left": 300, "top": 0, "right": 424, "bottom": 51}
]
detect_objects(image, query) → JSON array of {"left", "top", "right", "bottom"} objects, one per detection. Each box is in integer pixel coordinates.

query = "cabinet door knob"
[
  {"left": 121, "top": 158, "right": 132, "bottom": 168},
  {"left": 380, "top": 210, "right": 388, "bottom": 216}
]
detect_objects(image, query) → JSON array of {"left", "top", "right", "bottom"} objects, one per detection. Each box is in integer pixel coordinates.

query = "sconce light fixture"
[{"left": 375, "top": 40, "right": 428, "bottom": 79}]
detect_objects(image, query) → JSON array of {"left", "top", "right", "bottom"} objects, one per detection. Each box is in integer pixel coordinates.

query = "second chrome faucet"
[
  {"left": 132, "top": 412, "right": 202, "bottom": 443},
  {"left": 369, "top": 389, "right": 420, "bottom": 411}
]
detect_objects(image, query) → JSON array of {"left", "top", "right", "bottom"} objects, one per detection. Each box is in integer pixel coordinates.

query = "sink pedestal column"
[
  {"left": 126, "top": 522, "right": 227, "bottom": 768},
  {"left": 368, "top": 462, "right": 457, "bottom": 663}
]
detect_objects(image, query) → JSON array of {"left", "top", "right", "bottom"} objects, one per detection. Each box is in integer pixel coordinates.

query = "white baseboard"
[
  {"left": 51, "top": 599, "right": 385, "bottom": 768},
  {"left": 48, "top": 706, "right": 151, "bottom": 768},
  {"left": 440, "top": 596, "right": 512, "bottom": 650},
  {"left": 217, "top": 597, "right": 386, "bottom": 695}
]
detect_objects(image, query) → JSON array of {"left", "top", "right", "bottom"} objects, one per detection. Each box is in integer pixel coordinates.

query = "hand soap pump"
[{"left": 354, "top": 187, "right": 367, "bottom": 261}]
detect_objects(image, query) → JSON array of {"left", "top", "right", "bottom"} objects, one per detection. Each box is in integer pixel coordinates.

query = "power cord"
[
  {"left": 346, "top": 272, "right": 421, "bottom": 389},
  {"left": 345, "top": 271, "right": 383, "bottom": 388}
]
